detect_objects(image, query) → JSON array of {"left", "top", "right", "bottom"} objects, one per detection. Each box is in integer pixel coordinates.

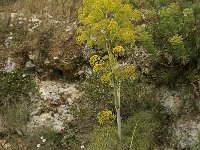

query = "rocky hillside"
[{"left": 0, "top": 0, "right": 200, "bottom": 150}]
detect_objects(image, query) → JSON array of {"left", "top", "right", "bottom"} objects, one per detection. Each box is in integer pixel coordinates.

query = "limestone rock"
[{"left": 28, "top": 79, "right": 80, "bottom": 132}]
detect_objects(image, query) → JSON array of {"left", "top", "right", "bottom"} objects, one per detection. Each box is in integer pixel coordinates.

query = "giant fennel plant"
[{"left": 76, "top": 0, "right": 141, "bottom": 149}]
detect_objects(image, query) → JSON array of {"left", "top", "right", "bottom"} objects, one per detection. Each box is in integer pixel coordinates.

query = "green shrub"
[
  {"left": 86, "top": 111, "right": 160, "bottom": 150},
  {"left": 123, "top": 111, "right": 159, "bottom": 150},
  {"left": 25, "top": 127, "right": 63, "bottom": 150},
  {"left": 2, "top": 101, "right": 29, "bottom": 133},
  {"left": 0, "top": 71, "right": 37, "bottom": 133},
  {"left": 8, "top": 126, "right": 63, "bottom": 150},
  {"left": 193, "top": 132, "right": 200, "bottom": 150},
  {"left": 86, "top": 126, "right": 118, "bottom": 150},
  {"left": 131, "top": 1, "right": 200, "bottom": 86},
  {"left": 70, "top": 75, "right": 172, "bottom": 148},
  {"left": 0, "top": 71, "right": 37, "bottom": 109}
]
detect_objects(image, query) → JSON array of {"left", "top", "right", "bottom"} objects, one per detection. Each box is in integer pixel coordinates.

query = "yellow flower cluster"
[
  {"left": 112, "top": 46, "right": 125, "bottom": 57},
  {"left": 169, "top": 34, "right": 183, "bottom": 47},
  {"left": 76, "top": 35, "right": 85, "bottom": 45},
  {"left": 183, "top": 8, "right": 194, "bottom": 17},
  {"left": 124, "top": 65, "right": 136, "bottom": 77},
  {"left": 159, "top": 3, "right": 180, "bottom": 18},
  {"left": 97, "top": 109, "right": 116, "bottom": 125},
  {"left": 183, "top": 8, "right": 195, "bottom": 23},
  {"left": 120, "top": 28, "right": 135, "bottom": 43},
  {"left": 93, "top": 63, "right": 104, "bottom": 73},
  {"left": 100, "top": 73, "right": 111, "bottom": 83},
  {"left": 132, "top": 10, "right": 142, "bottom": 21},
  {"left": 144, "top": 9, "right": 157, "bottom": 19},
  {"left": 89, "top": 55, "right": 101, "bottom": 66},
  {"left": 107, "top": 20, "right": 119, "bottom": 33}
]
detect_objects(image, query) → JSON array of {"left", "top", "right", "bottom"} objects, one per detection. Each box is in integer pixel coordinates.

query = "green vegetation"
[
  {"left": 77, "top": 0, "right": 140, "bottom": 148},
  {"left": 0, "top": 0, "right": 200, "bottom": 149},
  {"left": 135, "top": 1, "right": 200, "bottom": 86},
  {"left": 0, "top": 71, "right": 36, "bottom": 133},
  {"left": 70, "top": 75, "right": 172, "bottom": 149},
  {"left": 0, "top": 71, "right": 36, "bottom": 108}
]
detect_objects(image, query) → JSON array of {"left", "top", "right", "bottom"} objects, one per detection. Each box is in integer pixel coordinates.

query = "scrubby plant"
[
  {"left": 8, "top": 126, "right": 63, "bottom": 150},
  {"left": 87, "top": 126, "right": 118, "bottom": 150},
  {"left": 77, "top": 1, "right": 141, "bottom": 148},
  {"left": 25, "top": 127, "right": 63, "bottom": 150},
  {"left": 0, "top": 71, "right": 37, "bottom": 135},
  {"left": 0, "top": 71, "right": 36, "bottom": 109},
  {"left": 132, "top": 1, "right": 200, "bottom": 86},
  {"left": 123, "top": 111, "right": 159, "bottom": 150},
  {"left": 193, "top": 132, "right": 200, "bottom": 150},
  {"left": 87, "top": 111, "right": 161, "bottom": 150},
  {"left": 2, "top": 101, "right": 29, "bottom": 133},
  {"left": 70, "top": 74, "right": 172, "bottom": 149}
]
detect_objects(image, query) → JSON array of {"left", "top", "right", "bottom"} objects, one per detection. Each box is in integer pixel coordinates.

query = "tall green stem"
[
  {"left": 107, "top": 48, "right": 122, "bottom": 150},
  {"left": 113, "top": 78, "right": 122, "bottom": 150}
]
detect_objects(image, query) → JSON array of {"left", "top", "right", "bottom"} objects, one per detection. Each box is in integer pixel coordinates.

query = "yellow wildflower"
[
  {"left": 97, "top": 109, "right": 116, "bottom": 125},
  {"left": 112, "top": 46, "right": 125, "bottom": 57},
  {"left": 89, "top": 55, "right": 101, "bottom": 66},
  {"left": 119, "top": 28, "right": 135, "bottom": 42},
  {"left": 100, "top": 73, "right": 111, "bottom": 83},
  {"left": 169, "top": 34, "right": 183, "bottom": 47},
  {"left": 132, "top": 10, "right": 142, "bottom": 21},
  {"left": 107, "top": 20, "right": 119, "bottom": 33},
  {"left": 76, "top": 35, "right": 85, "bottom": 45},
  {"left": 93, "top": 63, "right": 104, "bottom": 73},
  {"left": 124, "top": 65, "right": 136, "bottom": 77},
  {"left": 183, "top": 8, "right": 195, "bottom": 23}
]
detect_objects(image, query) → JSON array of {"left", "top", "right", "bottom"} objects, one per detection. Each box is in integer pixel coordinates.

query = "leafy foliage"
[
  {"left": 86, "top": 126, "right": 118, "bottom": 150},
  {"left": 0, "top": 71, "right": 37, "bottom": 136},
  {"left": 0, "top": 71, "right": 36, "bottom": 110},
  {"left": 2, "top": 101, "right": 29, "bottom": 133},
  {"left": 8, "top": 126, "right": 63, "bottom": 150},
  {"left": 86, "top": 111, "right": 160, "bottom": 150},
  {"left": 77, "top": 0, "right": 140, "bottom": 49},
  {"left": 132, "top": 1, "right": 200, "bottom": 86},
  {"left": 193, "top": 132, "right": 200, "bottom": 150},
  {"left": 71, "top": 76, "right": 172, "bottom": 148},
  {"left": 123, "top": 111, "right": 159, "bottom": 150}
]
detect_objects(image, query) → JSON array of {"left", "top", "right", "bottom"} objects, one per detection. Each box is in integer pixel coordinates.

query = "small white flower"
[
  {"left": 42, "top": 139, "right": 46, "bottom": 143},
  {"left": 8, "top": 36, "right": 13, "bottom": 40},
  {"left": 81, "top": 145, "right": 85, "bottom": 149},
  {"left": 22, "top": 74, "right": 25, "bottom": 77},
  {"left": 40, "top": 136, "right": 44, "bottom": 140},
  {"left": 37, "top": 144, "right": 41, "bottom": 148}
]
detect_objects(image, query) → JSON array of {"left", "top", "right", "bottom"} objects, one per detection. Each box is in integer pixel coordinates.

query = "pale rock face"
[
  {"left": 157, "top": 86, "right": 200, "bottom": 148},
  {"left": 28, "top": 80, "right": 80, "bottom": 132},
  {"left": 25, "top": 60, "right": 35, "bottom": 68},
  {"left": 172, "top": 117, "right": 200, "bottom": 149},
  {"left": 157, "top": 87, "right": 182, "bottom": 115},
  {"left": 0, "top": 57, "right": 16, "bottom": 73}
]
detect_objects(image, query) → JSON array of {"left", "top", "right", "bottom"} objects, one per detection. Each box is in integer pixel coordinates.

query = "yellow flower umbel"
[
  {"left": 124, "top": 65, "right": 136, "bottom": 78},
  {"left": 112, "top": 46, "right": 125, "bottom": 57},
  {"left": 89, "top": 55, "right": 101, "bottom": 66},
  {"left": 169, "top": 34, "right": 183, "bottom": 47},
  {"left": 97, "top": 109, "right": 116, "bottom": 125},
  {"left": 183, "top": 8, "right": 195, "bottom": 23},
  {"left": 132, "top": 9, "right": 142, "bottom": 21},
  {"left": 93, "top": 63, "right": 104, "bottom": 73},
  {"left": 100, "top": 72, "right": 111, "bottom": 83},
  {"left": 119, "top": 28, "right": 135, "bottom": 43}
]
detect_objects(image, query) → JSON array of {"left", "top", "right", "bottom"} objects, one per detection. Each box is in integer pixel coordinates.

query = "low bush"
[
  {"left": 86, "top": 111, "right": 160, "bottom": 150},
  {"left": 0, "top": 70, "right": 37, "bottom": 136},
  {"left": 69, "top": 75, "right": 172, "bottom": 149}
]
